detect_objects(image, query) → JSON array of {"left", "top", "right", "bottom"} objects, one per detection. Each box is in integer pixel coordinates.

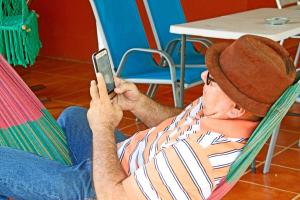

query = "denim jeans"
[{"left": 0, "top": 106, "right": 128, "bottom": 200}]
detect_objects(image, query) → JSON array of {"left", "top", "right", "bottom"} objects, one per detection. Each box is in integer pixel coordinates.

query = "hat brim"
[{"left": 205, "top": 43, "right": 270, "bottom": 117}]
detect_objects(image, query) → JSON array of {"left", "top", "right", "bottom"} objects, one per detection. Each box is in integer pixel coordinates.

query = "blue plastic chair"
[
  {"left": 89, "top": 0, "right": 207, "bottom": 107},
  {"left": 143, "top": 0, "right": 212, "bottom": 67}
]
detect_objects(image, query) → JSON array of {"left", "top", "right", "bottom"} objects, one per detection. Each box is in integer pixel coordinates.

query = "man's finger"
[
  {"left": 111, "top": 96, "right": 118, "bottom": 104},
  {"left": 112, "top": 100, "right": 122, "bottom": 114},
  {"left": 90, "top": 80, "right": 99, "bottom": 100},
  {"left": 114, "top": 76, "right": 125, "bottom": 87},
  {"left": 96, "top": 73, "right": 109, "bottom": 102},
  {"left": 114, "top": 82, "right": 133, "bottom": 94}
]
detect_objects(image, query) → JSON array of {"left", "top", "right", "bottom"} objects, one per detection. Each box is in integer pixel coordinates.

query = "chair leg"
[
  {"left": 296, "top": 95, "right": 300, "bottom": 103},
  {"left": 294, "top": 42, "right": 300, "bottom": 67},
  {"left": 263, "top": 124, "right": 281, "bottom": 174},
  {"left": 146, "top": 84, "right": 158, "bottom": 99},
  {"left": 172, "top": 80, "right": 181, "bottom": 108},
  {"left": 250, "top": 159, "right": 256, "bottom": 173}
]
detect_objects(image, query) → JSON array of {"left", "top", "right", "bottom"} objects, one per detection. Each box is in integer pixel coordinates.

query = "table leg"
[{"left": 179, "top": 34, "right": 186, "bottom": 108}]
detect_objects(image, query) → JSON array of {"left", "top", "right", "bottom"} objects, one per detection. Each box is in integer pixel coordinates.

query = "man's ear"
[{"left": 227, "top": 105, "right": 246, "bottom": 119}]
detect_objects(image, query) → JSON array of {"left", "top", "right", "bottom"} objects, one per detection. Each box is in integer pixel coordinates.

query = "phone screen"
[{"left": 92, "top": 49, "right": 115, "bottom": 94}]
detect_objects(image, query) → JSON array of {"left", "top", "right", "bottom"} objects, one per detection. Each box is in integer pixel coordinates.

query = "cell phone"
[{"left": 92, "top": 49, "right": 116, "bottom": 98}]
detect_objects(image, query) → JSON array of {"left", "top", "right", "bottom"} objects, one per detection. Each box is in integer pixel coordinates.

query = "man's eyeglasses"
[{"left": 206, "top": 72, "right": 216, "bottom": 85}]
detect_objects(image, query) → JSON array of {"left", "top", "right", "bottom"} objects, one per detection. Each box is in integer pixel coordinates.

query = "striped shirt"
[{"left": 118, "top": 97, "right": 258, "bottom": 200}]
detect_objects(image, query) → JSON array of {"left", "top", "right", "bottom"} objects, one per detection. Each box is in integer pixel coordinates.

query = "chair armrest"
[
  {"left": 165, "top": 37, "right": 213, "bottom": 56},
  {"left": 116, "top": 48, "right": 176, "bottom": 80},
  {"left": 186, "top": 37, "right": 213, "bottom": 47}
]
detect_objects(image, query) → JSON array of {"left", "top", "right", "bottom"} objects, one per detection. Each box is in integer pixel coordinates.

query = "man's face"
[{"left": 200, "top": 71, "right": 236, "bottom": 119}]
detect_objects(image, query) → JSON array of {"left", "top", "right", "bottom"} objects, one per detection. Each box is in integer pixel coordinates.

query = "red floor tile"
[
  {"left": 224, "top": 181, "right": 297, "bottom": 200},
  {"left": 241, "top": 165, "right": 300, "bottom": 193},
  {"left": 271, "top": 148, "right": 300, "bottom": 169}
]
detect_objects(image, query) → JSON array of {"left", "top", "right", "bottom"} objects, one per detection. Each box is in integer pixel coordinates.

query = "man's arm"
[
  {"left": 92, "top": 126, "right": 128, "bottom": 200},
  {"left": 87, "top": 74, "right": 128, "bottom": 200},
  {"left": 113, "top": 77, "right": 182, "bottom": 127},
  {"left": 131, "top": 93, "right": 182, "bottom": 127}
]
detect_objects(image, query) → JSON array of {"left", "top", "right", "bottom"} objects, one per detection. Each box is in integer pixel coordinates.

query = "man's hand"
[
  {"left": 89, "top": 74, "right": 128, "bottom": 200},
  {"left": 87, "top": 73, "right": 123, "bottom": 132},
  {"left": 112, "top": 77, "right": 141, "bottom": 112}
]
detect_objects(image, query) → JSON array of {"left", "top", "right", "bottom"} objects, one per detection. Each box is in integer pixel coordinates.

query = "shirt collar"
[{"left": 198, "top": 115, "right": 259, "bottom": 138}]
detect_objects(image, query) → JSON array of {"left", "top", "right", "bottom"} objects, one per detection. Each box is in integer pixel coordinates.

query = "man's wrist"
[
  {"left": 130, "top": 93, "right": 146, "bottom": 115},
  {"left": 91, "top": 124, "right": 115, "bottom": 135}
]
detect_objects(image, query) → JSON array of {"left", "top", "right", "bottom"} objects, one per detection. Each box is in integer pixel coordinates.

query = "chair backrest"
[
  {"left": 89, "top": 0, "right": 157, "bottom": 76},
  {"left": 143, "top": 0, "right": 186, "bottom": 50},
  {"left": 209, "top": 70, "right": 300, "bottom": 199},
  {"left": 275, "top": 0, "right": 298, "bottom": 9}
]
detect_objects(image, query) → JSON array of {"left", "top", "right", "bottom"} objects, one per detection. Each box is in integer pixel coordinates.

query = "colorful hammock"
[
  {"left": 209, "top": 70, "right": 300, "bottom": 199},
  {"left": 0, "top": 55, "right": 71, "bottom": 165},
  {"left": 0, "top": 0, "right": 41, "bottom": 67}
]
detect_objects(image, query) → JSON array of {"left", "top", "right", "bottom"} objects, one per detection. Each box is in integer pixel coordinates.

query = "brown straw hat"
[{"left": 205, "top": 35, "right": 296, "bottom": 116}]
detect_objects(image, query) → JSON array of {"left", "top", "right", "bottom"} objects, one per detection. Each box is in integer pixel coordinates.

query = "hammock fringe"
[{"left": 0, "top": 0, "right": 41, "bottom": 67}]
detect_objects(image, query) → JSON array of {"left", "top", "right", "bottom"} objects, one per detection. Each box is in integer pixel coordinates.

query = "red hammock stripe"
[
  {"left": 0, "top": 55, "right": 43, "bottom": 128},
  {"left": 0, "top": 55, "right": 71, "bottom": 165}
]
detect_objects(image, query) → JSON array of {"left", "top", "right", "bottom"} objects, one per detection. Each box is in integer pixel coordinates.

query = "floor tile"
[
  {"left": 118, "top": 117, "right": 137, "bottom": 130},
  {"left": 18, "top": 71, "right": 58, "bottom": 87},
  {"left": 270, "top": 130, "right": 300, "bottom": 147},
  {"left": 29, "top": 57, "right": 82, "bottom": 74},
  {"left": 281, "top": 115, "right": 300, "bottom": 133},
  {"left": 291, "top": 142, "right": 300, "bottom": 149},
  {"left": 35, "top": 76, "right": 90, "bottom": 99},
  {"left": 120, "top": 122, "right": 148, "bottom": 137},
  {"left": 255, "top": 144, "right": 284, "bottom": 162},
  {"left": 54, "top": 88, "right": 91, "bottom": 107},
  {"left": 271, "top": 148, "right": 300, "bottom": 169},
  {"left": 122, "top": 111, "right": 137, "bottom": 120},
  {"left": 34, "top": 62, "right": 95, "bottom": 81},
  {"left": 223, "top": 181, "right": 296, "bottom": 200},
  {"left": 43, "top": 100, "right": 78, "bottom": 119},
  {"left": 241, "top": 165, "right": 300, "bottom": 193}
]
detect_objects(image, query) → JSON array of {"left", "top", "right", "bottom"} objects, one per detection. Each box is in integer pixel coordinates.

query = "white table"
[
  {"left": 170, "top": 8, "right": 300, "bottom": 107},
  {"left": 170, "top": 8, "right": 300, "bottom": 41}
]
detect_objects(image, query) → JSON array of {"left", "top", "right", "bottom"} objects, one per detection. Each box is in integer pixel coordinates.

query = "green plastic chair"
[{"left": 0, "top": 0, "right": 41, "bottom": 67}]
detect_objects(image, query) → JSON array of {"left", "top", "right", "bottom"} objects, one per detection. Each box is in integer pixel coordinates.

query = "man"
[{"left": 0, "top": 35, "right": 296, "bottom": 200}]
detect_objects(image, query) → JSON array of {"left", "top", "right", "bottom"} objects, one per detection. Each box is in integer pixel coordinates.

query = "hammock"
[
  {"left": 0, "top": 0, "right": 41, "bottom": 67},
  {"left": 209, "top": 70, "right": 300, "bottom": 199},
  {"left": 0, "top": 55, "right": 71, "bottom": 165}
]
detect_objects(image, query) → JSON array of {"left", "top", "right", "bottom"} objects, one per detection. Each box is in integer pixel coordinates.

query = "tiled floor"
[{"left": 15, "top": 56, "right": 300, "bottom": 199}]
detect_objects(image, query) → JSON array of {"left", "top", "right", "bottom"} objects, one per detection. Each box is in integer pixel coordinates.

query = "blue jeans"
[{"left": 0, "top": 106, "right": 128, "bottom": 200}]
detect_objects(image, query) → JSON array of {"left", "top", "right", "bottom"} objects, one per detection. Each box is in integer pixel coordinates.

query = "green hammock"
[
  {"left": 209, "top": 70, "right": 300, "bottom": 199},
  {"left": 0, "top": 0, "right": 41, "bottom": 67}
]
